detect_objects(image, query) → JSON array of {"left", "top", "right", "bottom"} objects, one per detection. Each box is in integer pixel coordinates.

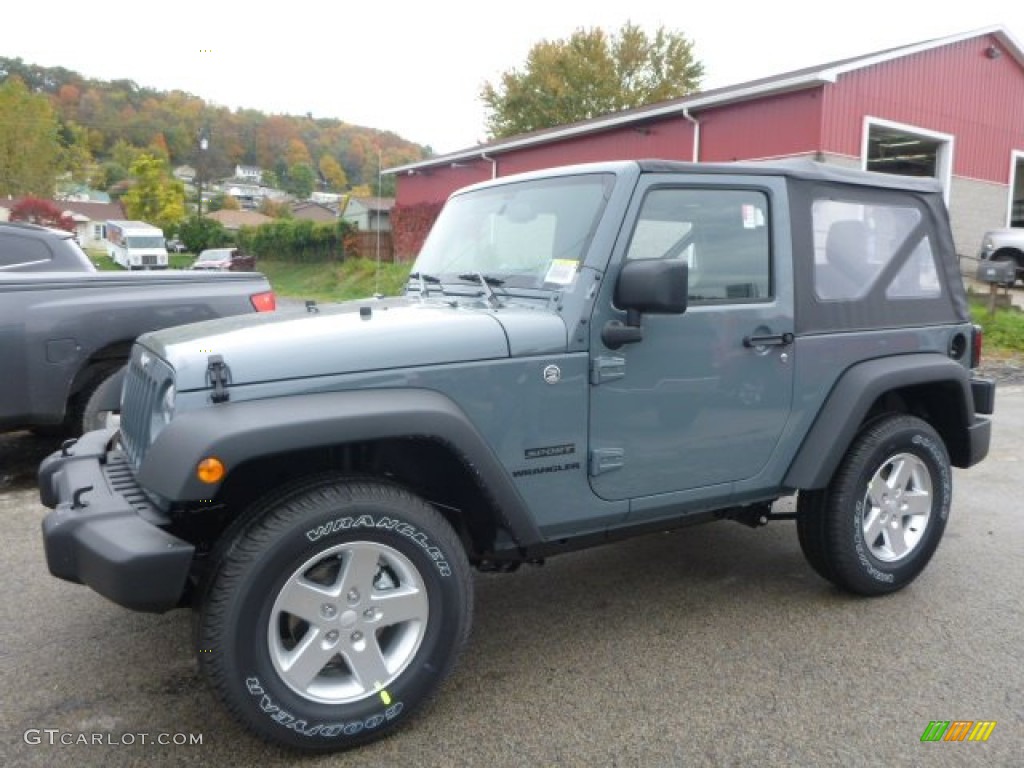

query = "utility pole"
[{"left": 196, "top": 128, "right": 209, "bottom": 218}]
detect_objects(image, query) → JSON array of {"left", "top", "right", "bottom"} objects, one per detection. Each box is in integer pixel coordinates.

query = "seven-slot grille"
[{"left": 120, "top": 346, "right": 172, "bottom": 468}]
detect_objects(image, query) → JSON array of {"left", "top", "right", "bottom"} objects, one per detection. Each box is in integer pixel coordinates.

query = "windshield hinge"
[{"left": 206, "top": 355, "right": 231, "bottom": 403}]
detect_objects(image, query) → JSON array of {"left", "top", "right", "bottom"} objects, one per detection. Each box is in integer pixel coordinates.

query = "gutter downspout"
[
  {"left": 480, "top": 152, "right": 498, "bottom": 179},
  {"left": 681, "top": 108, "right": 700, "bottom": 163}
]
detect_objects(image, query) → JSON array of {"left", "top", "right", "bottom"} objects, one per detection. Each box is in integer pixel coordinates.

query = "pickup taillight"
[
  {"left": 250, "top": 291, "right": 276, "bottom": 312},
  {"left": 971, "top": 323, "right": 983, "bottom": 369}
]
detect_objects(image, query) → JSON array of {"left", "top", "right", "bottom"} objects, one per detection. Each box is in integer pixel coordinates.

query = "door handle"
[{"left": 743, "top": 332, "right": 794, "bottom": 348}]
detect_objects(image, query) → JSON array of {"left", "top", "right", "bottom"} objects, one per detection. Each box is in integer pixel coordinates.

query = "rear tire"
[
  {"left": 796, "top": 415, "right": 951, "bottom": 595},
  {"left": 991, "top": 251, "right": 1022, "bottom": 287},
  {"left": 196, "top": 478, "right": 473, "bottom": 752}
]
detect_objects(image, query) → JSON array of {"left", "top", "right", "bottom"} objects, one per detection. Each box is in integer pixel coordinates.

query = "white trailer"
[{"left": 106, "top": 220, "right": 169, "bottom": 270}]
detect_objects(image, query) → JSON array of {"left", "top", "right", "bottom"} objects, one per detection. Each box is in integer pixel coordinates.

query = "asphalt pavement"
[{"left": 2, "top": 390, "right": 1022, "bottom": 767}]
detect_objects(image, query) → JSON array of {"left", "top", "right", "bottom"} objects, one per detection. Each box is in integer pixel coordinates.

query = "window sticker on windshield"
[{"left": 544, "top": 259, "right": 579, "bottom": 285}]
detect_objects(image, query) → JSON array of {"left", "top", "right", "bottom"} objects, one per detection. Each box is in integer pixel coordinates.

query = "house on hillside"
[
  {"left": 388, "top": 25, "right": 1024, "bottom": 260},
  {"left": 341, "top": 197, "right": 394, "bottom": 232},
  {"left": 206, "top": 209, "right": 273, "bottom": 232},
  {"left": 312, "top": 191, "right": 344, "bottom": 205},
  {"left": 0, "top": 198, "right": 124, "bottom": 248},
  {"left": 218, "top": 180, "right": 265, "bottom": 209},
  {"left": 291, "top": 201, "right": 338, "bottom": 222},
  {"left": 173, "top": 165, "right": 197, "bottom": 183},
  {"left": 234, "top": 165, "right": 263, "bottom": 184}
]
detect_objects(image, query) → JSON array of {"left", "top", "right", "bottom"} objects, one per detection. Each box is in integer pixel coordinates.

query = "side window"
[
  {"left": 0, "top": 233, "right": 52, "bottom": 267},
  {"left": 812, "top": 199, "right": 938, "bottom": 300},
  {"left": 626, "top": 188, "right": 770, "bottom": 302}
]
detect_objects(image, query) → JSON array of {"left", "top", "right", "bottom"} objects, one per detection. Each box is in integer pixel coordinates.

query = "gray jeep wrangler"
[{"left": 39, "top": 159, "right": 994, "bottom": 752}]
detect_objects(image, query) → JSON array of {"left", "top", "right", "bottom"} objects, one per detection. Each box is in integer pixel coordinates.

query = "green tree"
[
  {"left": 481, "top": 22, "right": 704, "bottom": 138},
  {"left": 57, "top": 120, "right": 94, "bottom": 184},
  {"left": 287, "top": 163, "right": 315, "bottom": 199},
  {"left": 260, "top": 169, "right": 280, "bottom": 190},
  {"left": 0, "top": 77, "right": 61, "bottom": 196},
  {"left": 96, "top": 160, "right": 130, "bottom": 190},
  {"left": 179, "top": 215, "right": 230, "bottom": 253},
  {"left": 111, "top": 139, "right": 143, "bottom": 171},
  {"left": 121, "top": 153, "right": 186, "bottom": 230}
]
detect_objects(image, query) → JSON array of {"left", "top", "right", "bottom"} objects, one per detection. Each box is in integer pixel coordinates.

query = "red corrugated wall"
[
  {"left": 821, "top": 34, "right": 1024, "bottom": 181},
  {"left": 698, "top": 89, "right": 824, "bottom": 161},
  {"left": 394, "top": 119, "right": 696, "bottom": 207}
]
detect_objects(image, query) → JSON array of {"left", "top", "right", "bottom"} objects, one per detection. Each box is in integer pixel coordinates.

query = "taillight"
[
  {"left": 250, "top": 291, "right": 276, "bottom": 312},
  {"left": 971, "top": 323, "right": 983, "bottom": 369}
]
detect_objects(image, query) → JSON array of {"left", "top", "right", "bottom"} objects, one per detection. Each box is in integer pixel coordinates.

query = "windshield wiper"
[
  {"left": 408, "top": 271, "right": 441, "bottom": 297},
  {"left": 458, "top": 272, "right": 505, "bottom": 308}
]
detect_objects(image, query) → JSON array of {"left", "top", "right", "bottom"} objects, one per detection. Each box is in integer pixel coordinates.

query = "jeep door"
[{"left": 588, "top": 176, "right": 795, "bottom": 520}]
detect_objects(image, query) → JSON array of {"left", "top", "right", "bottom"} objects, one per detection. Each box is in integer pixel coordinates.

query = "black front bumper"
[{"left": 39, "top": 429, "right": 194, "bottom": 613}]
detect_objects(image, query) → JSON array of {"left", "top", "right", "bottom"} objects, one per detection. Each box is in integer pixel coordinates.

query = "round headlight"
[{"left": 149, "top": 382, "right": 176, "bottom": 443}]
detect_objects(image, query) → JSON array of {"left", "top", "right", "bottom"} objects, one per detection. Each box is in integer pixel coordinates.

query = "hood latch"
[{"left": 206, "top": 354, "right": 232, "bottom": 403}]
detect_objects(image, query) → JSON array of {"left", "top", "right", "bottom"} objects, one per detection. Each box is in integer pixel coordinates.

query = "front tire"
[
  {"left": 196, "top": 478, "right": 473, "bottom": 752},
  {"left": 797, "top": 415, "right": 951, "bottom": 596}
]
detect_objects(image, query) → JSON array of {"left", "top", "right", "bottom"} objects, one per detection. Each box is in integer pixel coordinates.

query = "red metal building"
[{"left": 389, "top": 26, "right": 1024, "bottom": 260}]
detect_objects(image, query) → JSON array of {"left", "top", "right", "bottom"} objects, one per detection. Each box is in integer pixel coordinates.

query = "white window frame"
[
  {"left": 1008, "top": 150, "right": 1024, "bottom": 227},
  {"left": 861, "top": 116, "right": 954, "bottom": 205}
]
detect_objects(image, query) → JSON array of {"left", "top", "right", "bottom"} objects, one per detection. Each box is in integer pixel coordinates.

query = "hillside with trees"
[{"left": 0, "top": 57, "right": 428, "bottom": 200}]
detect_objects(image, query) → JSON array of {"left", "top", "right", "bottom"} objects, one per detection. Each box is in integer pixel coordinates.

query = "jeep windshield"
[{"left": 411, "top": 173, "right": 614, "bottom": 294}]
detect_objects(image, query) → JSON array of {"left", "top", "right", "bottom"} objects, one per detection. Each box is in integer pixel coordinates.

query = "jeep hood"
[{"left": 139, "top": 297, "right": 568, "bottom": 390}]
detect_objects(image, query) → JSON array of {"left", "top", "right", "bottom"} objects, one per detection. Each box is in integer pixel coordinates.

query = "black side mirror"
[{"left": 603, "top": 259, "right": 688, "bottom": 349}]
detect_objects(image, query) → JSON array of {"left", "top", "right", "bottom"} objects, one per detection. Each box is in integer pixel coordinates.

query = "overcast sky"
[{"left": 2, "top": 1, "right": 1022, "bottom": 154}]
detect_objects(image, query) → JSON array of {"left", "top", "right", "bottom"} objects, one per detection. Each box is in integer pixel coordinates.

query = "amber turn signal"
[{"left": 197, "top": 457, "right": 226, "bottom": 484}]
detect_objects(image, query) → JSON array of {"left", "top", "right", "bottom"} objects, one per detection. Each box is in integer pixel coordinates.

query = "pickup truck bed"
[{"left": 1, "top": 269, "right": 275, "bottom": 434}]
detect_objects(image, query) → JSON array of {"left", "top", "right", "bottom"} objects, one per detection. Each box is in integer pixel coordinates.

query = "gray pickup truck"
[
  {"left": 39, "top": 160, "right": 994, "bottom": 752},
  {"left": 1, "top": 222, "right": 276, "bottom": 436}
]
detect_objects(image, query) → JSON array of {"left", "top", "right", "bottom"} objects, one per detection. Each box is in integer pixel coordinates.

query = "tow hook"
[{"left": 71, "top": 485, "right": 94, "bottom": 509}]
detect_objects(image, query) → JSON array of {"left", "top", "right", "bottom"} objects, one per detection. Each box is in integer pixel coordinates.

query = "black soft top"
[{"left": 637, "top": 158, "right": 944, "bottom": 193}]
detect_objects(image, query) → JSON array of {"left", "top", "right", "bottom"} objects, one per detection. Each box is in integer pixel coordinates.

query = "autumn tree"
[
  {"left": 0, "top": 77, "right": 61, "bottom": 196},
  {"left": 259, "top": 197, "right": 293, "bottom": 218},
  {"left": 121, "top": 153, "right": 186, "bottom": 231},
  {"left": 10, "top": 197, "right": 75, "bottom": 231},
  {"left": 285, "top": 138, "right": 312, "bottom": 168},
  {"left": 480, "top": 22, "right": 704, "bottom": 138},
  {"left": 318, "top": 154, "right": 348, "bottom": 191},
  {"left": 208, "top": 192, "right": 241, "bottom": 212}
]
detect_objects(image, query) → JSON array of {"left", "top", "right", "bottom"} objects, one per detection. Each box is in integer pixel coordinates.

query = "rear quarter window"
[
  {"left": 0, "top": 233, "right": 52, "bottom": 268},
  {"left": 812, "top": 199, "right": 940, "bottom": 301}
]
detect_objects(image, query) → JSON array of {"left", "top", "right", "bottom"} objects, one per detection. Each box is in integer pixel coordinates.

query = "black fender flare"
[
  {"left": 89, "top": 365, "right": 127, "bottom": 413},
  {"left": 137, "top": 388, "right": 541, "bottom": 547},
  {"left": 784, "top": 354, "right": 974, "bottom": 490}
]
